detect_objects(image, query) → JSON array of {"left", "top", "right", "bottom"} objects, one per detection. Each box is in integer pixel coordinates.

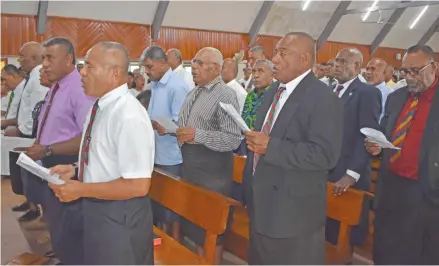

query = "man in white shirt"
[
  {"left": 5, "top": 42, "right": 48, "bottom": 138},
  {"left": 48, "top": 41, "right": 155, "bottom": 265},
  {"left": 222, "top": 58, "right": 247, "bottom": 114},
  {"left": 245, "top": 46, "right": 266, "bottom": 91},
  {"left": 1, "top": 64, "right": 25, "bottom": 123},
  {"left": 167, "top": 48, "right": 195, "bottom": 90},
  {"left": 365, "top": 58, "right": 393, "bottom": 121},
  {"left": 319, "top": 58, "right": 337, "bottom": 87}
]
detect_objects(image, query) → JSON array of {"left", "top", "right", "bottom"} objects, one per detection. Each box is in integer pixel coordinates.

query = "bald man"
[
  {"left": 365, "top": 58, "right": 393, "bottom": 121},
  {"left": 221, "top": 58, "right": 247, "bottom": 113},
  {"left": 49, "top": 42, "right": 155, "bottom": 264},
  {"left": 177, "top": 47, "right": 241, "bottom": 264},
  {"left": 326, "top": 48, "right": 381, "bottom": 248},
  {"left": 242, "top": 32, "right": 343, "bottom": 264}
]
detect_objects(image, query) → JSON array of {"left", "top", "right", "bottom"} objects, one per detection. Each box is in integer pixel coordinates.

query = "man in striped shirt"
[{"left": 177, "top": 47, "right": 241, "bottom": 264}]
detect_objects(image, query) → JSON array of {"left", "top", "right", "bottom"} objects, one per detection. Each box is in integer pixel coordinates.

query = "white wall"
[{"left": 4, "top": 57, "right": 20, "bottom": 67}]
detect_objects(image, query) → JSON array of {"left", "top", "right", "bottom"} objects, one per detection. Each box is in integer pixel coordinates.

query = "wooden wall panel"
[
  {"left": 154, "top": 27, "right": 248, "bottom": 60},
  {"left": 0, "top": 14, "right": 423, "bottom": 66}
]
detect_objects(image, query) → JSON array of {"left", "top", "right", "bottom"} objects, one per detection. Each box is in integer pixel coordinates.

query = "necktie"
[
  {"left": 16, "top": 76, "right": 30, "bottom": 119},
  {"left": 246, "top": 78, "right": 253, "bottom": 90},
  {"left": 389, "top": 95, "right": 419, "bottom": 163},
  {"left": 334, "top": 85, "right": 344, "bottom": 96},
  {"left": 78, "top": 100, "right": 99, "bottom": 182},
  {"left": 253, "top": 86, "right": 286, "bottom": 172},
  {"left": 36, "top": 83, "right": 59, "bottom": 143},
  {"left": 4, "top": 91, "right": 15, "bottom": 117}
]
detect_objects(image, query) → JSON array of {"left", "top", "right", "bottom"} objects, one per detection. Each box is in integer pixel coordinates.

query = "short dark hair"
[
  {"left": 128, "top": 71, "right": 134, "bottom": 77},
  {"left": 140, "top": 45, "right": 167, "bottom": 62},
  {"left": 43, "top": 37, "right": 76, "bottom": 65},
  {"left": 136, "top": 90, "right": 152, "bottom": 108},
  {"left": 406, "top": 45, "right": 436, "bottom": 61},
  {"left": 1, "top": 64, "right": 20, "bottom": 75}
]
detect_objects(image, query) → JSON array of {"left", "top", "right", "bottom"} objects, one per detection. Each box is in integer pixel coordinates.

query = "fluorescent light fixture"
[
  {"left": 410, "top": 5, "right": 429, "bottom": 29},
  {"left": 303, "top": 0, "right": 312, "bottom": 11},
  {"left": 362, "top": 0, "right": 380, "bottom": 21}
]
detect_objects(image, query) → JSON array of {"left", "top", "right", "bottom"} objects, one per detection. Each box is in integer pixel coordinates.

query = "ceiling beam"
[
  {"left": 248, "top": 1, "right": 275, "bottom": 47},
  {"left": 151, "top": 1, "right": 170, "bottom": 40},
  {"left": 317, "top": 1, "right": 352, "bottom": 51},
  {"left": 417, "top": 15, "right": 439, "bottom": 45},
  {"left": 36, "top": 0, "right": 48, "bottom": 34},
  {"left": 344, "top": 1, "right": 438, "bottom": 15},
  {"left": 370, "top": 7, "right": 406, "bottom": 55}
]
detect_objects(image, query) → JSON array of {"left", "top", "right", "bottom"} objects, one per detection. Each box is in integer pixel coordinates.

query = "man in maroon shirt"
[{"left": 366, "top": 45, "right": 439, "bottom": 264}]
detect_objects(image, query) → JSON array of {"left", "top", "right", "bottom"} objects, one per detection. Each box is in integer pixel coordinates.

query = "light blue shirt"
[
  {"left": 375, "top": 81, "right": 393, "bottom": 122},
  {"left": 148, "top": 68, "right": 189, "bottom": 165}
]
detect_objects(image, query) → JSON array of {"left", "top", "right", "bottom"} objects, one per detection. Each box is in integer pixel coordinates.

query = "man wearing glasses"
[{"left": 366, "top": 45, "right": 439, "bottom": 265}]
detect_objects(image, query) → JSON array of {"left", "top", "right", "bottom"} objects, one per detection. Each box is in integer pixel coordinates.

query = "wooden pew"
[
  {"left": 150, "top": 169, "right": 240, "bottom": 264},
  {"left": 225, "top": 156, "right": 366, "bottom": 264}
]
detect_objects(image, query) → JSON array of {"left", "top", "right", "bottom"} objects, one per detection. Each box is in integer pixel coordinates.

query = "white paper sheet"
[
  {"left": 219, "top": 102, "right": 250, "bottom": 133},
  {"left": 360, "top": 127, "right": 401, "bottom": 150},
  {"left": 16, "top": 153, "right": 65, "bottom": 185},
  {"left": 155, "top": 116, "right": 179, "bottom": 134}
]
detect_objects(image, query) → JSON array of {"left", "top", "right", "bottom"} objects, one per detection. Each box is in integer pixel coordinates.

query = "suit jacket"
[
  {"left": 374, "top": 83, "right": 439, "bottom": 210},
  {"left": 243, "top": 72, "right": 344, "bottom": 238},
  {"left": 327, "top": 78, "right": 382, "bottom": 191}
]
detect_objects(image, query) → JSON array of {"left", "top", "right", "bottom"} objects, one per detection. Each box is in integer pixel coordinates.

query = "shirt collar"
[
  {"left": 227, "top": 79, "right": 236, "bottom": 86},
  {"left": 15, "top": 78, "right": 26, "bottom": 92},
  {"left": 340, "top": 76, "right": 357, "bottom": 89},
  {"left": 424, "top": 76, "right": 438, "bottom": 101},
  {"left": 174, "top": 65, "right": 184, "bottom": 72},
  {"left": 280, "top": 69, "right": 311, "bottom": 91},
  {"left": 29, "top": 65, "right": 42, "bottom": 77},
  {"left": 97, "top": 83, "right": 129, "bottom": 109},
  {"left": 201, "top": 75, "right": 222, "bottom": 90},
  {"left": 57, "top": 69, "right": 80, "bottom": 90},
  {"left": 152, "top": 68, "right": 173, "bottom": 86}
]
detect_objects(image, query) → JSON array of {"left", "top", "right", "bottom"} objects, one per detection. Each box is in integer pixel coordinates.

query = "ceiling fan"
[{"left": 362, "top": 10, "right": 396, "bottom": 25}]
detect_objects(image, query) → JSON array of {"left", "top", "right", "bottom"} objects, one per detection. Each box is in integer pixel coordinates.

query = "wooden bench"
[
  {"left": 225, "top": 156, "right": 366, "bottom": 264},
  {"left": 150, "top": 169, "right": 240, "bottom": 264}
]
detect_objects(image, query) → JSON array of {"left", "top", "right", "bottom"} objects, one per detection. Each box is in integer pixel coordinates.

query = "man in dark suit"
[
  {"left": 366, "top": 45, "right": 439, "bottom": 265},
  {"left": 326, "top": 48, "right": 382, "bottom": 247},
  {"left": 242, "top": 32, "right": 344, "bottom": 265}
]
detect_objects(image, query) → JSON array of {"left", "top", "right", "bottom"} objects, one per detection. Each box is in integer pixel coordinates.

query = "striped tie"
[
  {"left": 78, "top": 100, "right": 99, "bottom": 182},
  {"left": 253, "top": 86, "right": 286, "bottom": 172},
  {"left": 4, "top": 91, "right": 14, "bottom": 117},
  {"left": 389, "top": 96, "right": 419, "bottom": 163}
]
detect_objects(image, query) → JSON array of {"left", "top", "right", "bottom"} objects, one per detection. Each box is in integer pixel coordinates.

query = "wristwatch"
[
  {"left": 72, "top": 163, "right": 79, "bottom": 179},
  {"left": 44, "top": 145, "right": 52, "bottom": 157}
]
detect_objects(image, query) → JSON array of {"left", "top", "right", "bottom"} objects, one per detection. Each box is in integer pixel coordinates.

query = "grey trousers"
[{"left": 82, "top": 196, "right": 154, "bottom": 265}]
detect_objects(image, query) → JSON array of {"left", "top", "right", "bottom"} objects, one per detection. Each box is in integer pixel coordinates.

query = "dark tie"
[
  {"left": 334, "top": 85, "right": 344, "bottom": 96},
  {"left": 78, "top": 100, "right": 99, "bottom": 182},
  {"left": 4, "top": 91, "right": 15, "bottom": 117},
  {"left": 36, "top": 83, "right": 60, "bottom": 143},
  {"left": 253, "top": 86, "right": 286, "bottom": 172},
  {"left": 16, "top": 76, "right": 30, "bottom": 119}
]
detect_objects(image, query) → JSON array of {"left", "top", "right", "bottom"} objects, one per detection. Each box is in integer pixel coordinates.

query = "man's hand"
[
  {"left": 176, "top": 127, "right": 196, "bottom": 143},
  {"left": 244, "top": 131, "right": 270, "bottom": 154},
  {"left": 332, "top": 175, "right": 356, "bottom": 195},
  {"left": 48, "top": 179, "right": 84, "bottom": 202},
  {"left": 24, "top": 144, "right": 45, "bottom": 161},
  {"left": 364, "top": 138, "right": 382, "bottom": 156},
  {"left": 4, "top": 126, "right": 20, "bottom": 137},
  {"left": 50, "top": 164, "right": 75, "bottom": 181}
]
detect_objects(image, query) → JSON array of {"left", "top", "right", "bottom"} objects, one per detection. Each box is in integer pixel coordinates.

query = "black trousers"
[
  {"left": 249, "top": 226, "right": 325, "bottom": 265},
  {"left": 373, "top": 173, "right": 439, "bottom": 265}
]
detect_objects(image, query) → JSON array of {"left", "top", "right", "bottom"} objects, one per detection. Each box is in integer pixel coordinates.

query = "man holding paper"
[
  {"left": 242, "top": 32, "right": 343, "bottom": 264},
  {"left": 177, "top": 47, "right": 241, "bottom": 264},
  {"left": 141, "top": 45, "right": 189, "bottom": 237},
  {"left": 366, "top": 45, "right": 439, "bottom": 265}
]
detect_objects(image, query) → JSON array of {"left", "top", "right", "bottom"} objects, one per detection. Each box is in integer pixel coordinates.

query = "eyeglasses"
[{"left": 400, "top": 62, "right": 433, "bottom": 76}]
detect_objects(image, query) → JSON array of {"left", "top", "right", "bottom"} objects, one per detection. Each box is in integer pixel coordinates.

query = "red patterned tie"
[
  {"left": 334, "top": 85, "right": 344, "bottom": 96},
  {"left": 253, "top": 86, "right": 286, "bottom": 172},
  {"left": 78, "top": 100, "right": 99, "bottom": 182}
]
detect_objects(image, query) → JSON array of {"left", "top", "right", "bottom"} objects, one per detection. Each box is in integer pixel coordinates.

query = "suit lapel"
[
  {"left": 419, "top": 82, "right": 439, "bottom": 162},
  {"left": 254, "top": 82, "right": 277, "bottom": 131},
  {"left": 342, "top": 78, "right": 360, "bottom": 106},
  {"left": 269, "top": 73, "right": 313, "bottom": 137}
]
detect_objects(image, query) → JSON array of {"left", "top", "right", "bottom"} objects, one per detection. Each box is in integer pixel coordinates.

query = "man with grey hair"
[
  {"left": 245, "top": 45, "right": 266, "bottom": 90},
  {"left": 49, "top": 41, "right": 155, "bottom": 264},
  {"left": 141, "top": 45, "right": 189, "bottom": 238},
  {"left": 177, "top": 47, "right": 241, "bottom": 264},
  {"left": 167, "top": 48, "right": 195, "bottom": 90},
  {"left": 326, "top": 47, "right": 381, "bottom": 248},
  {"left": 221, "top": 58, "right": 247, "bottom": 113}
]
